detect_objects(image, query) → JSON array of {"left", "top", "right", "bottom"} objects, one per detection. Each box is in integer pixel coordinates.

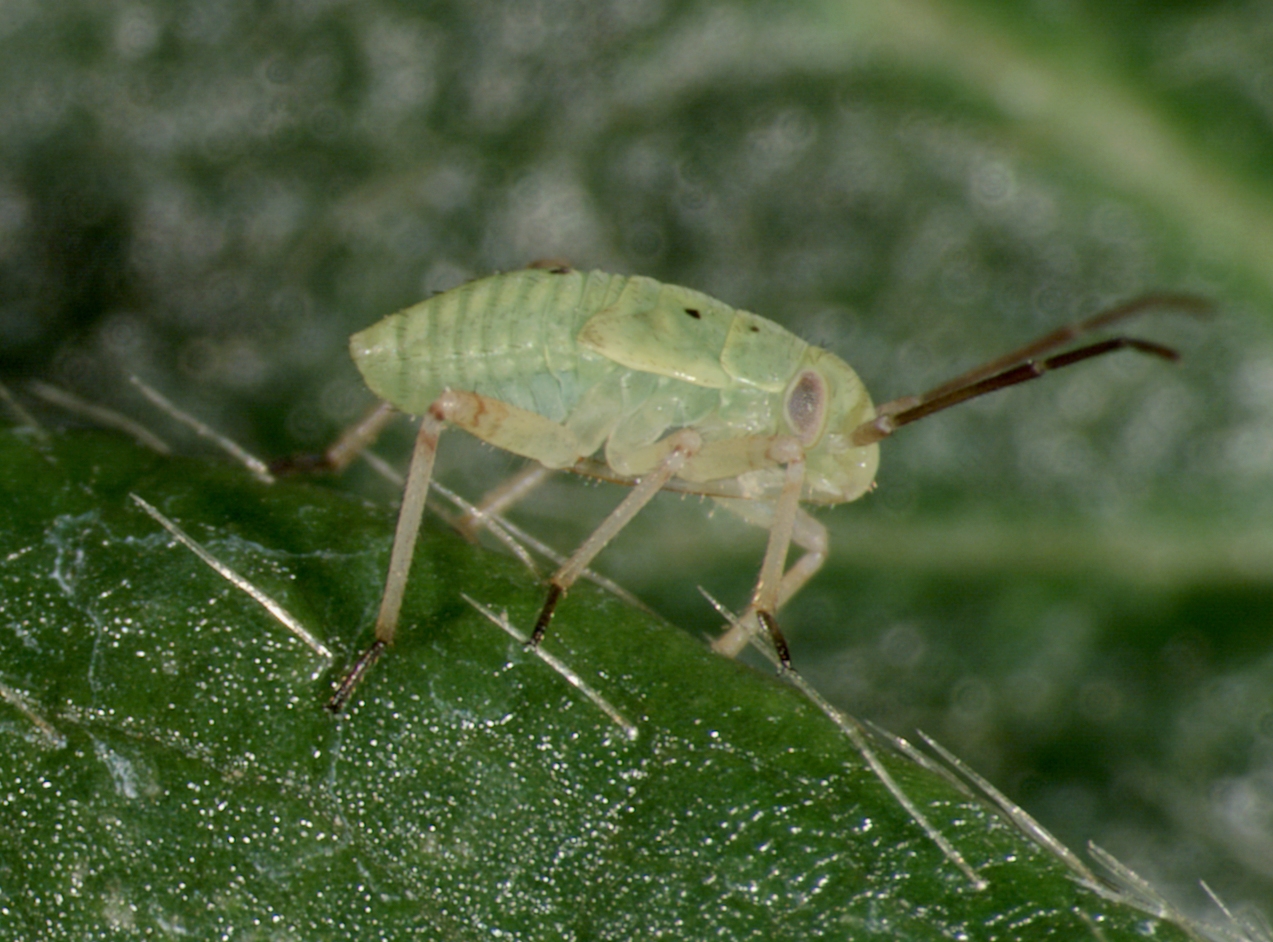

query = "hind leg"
[{"left": 327, "top": 390, "right": 592, "bottom": 712}]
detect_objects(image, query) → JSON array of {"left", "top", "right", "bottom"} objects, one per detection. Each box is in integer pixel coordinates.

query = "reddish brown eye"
[{"left": 785, "top": 369, "right": 826, "bottom": 445}]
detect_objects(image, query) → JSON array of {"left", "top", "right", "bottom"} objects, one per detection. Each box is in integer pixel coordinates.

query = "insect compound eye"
[{"left": 784, "top": 369, "right": 827, "bottom": 446}]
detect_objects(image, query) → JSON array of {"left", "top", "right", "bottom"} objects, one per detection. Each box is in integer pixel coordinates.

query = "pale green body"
[{"left": 350, "top": 268, "right": 880, "bottom": 504}]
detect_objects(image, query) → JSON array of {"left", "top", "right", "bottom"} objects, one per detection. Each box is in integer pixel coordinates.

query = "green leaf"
[
  {"left": 2, "top": 0, "right": 1271, "bottom": 931},
  {"left": 0, "top": 428, "right": 1198, "bottom": 939}
]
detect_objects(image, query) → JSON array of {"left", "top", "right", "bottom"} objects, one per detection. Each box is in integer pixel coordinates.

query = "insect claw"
[
  {"left": 529, "top": 583, "right": 565, "bottom": 647},
  {"left": 757, "top": 610, "right": 793, "bottom": 671},
  {"left": 326, "top": 639, "right": 387, "bottom": 714}
]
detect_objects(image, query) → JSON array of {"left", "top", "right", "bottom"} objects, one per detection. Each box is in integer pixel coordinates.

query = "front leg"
[
  {"left": 709, "top": 499, "right": 827, "bottom": 660},
  {"left": 712, "top": 437, "right": 809, "bottom": 667},
  {"left": 736, "top": 436, "right": 806, "bottom": 668},
  {"left": 614, "top": 430, "right": 814, "bottom": 669}
]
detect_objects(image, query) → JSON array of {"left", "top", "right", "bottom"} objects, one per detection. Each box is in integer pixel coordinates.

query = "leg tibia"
[
  {"left": 709, "top": 458, "right": 825, "bottom": 663},
  {"left": 373, "top": 411, "right": 444, "bottom": 644},
  {"left": 529, "top": 428, "right": 703, "bottom": 647},
  {"left": 329, "top": 391, "right": 596, "bottom": 711},
  {"left": 455, "top": 463, "right": 552, "bottom": 543}
]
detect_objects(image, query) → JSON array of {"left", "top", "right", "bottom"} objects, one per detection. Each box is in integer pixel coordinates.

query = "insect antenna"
[
  {"left": 916, "top": 292, "right": 1209, "bottom": 401},
  {"left": 851, "top": 293, "right": 1210, "bottom": 446}
]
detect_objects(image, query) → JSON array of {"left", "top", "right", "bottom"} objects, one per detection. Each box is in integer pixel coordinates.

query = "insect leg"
[
  {"left": 372, "top": 410, "right": 443, "bottom": 648},
  {"left": 271, "top": 400, "right": 398, "bottom": 475},
  {"left": 330, "top": 391, "right": 594, "bottom": 712},
  {"left": 709, "top": 503, "right": 828, "bottom": 660},
  {"left": 325, "top": 400, "right": 399, "bottom": 472},
  {"left": 454, "top": 463, "right": 553, "bottom": 543},
  {"left": 773, "top": 506, "right": 829, "bottom": 610},
  {"left": 528, "top": 428, "right": 703, "bottom": 647},
  {"left": 327, "top": 405, "right": 443, "bottom": 713},
  {"left": 733, "top": 437, "right": 806, "bottom": 668}
]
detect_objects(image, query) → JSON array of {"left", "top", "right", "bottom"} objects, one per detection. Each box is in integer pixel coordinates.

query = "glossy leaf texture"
[
  {"left": 0, "top": 428, "right": 1196, "bottom": 940},
  {"left": 2, "top": 0, "right": 1273, "bottom": 931}
]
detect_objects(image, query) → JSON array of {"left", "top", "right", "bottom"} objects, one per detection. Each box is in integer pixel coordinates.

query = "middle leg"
[
  {"left": 727, "top": 436, "right": 807, "bottom": 668},
  {"left": 528, "top": 428, "right": 703, "bottom": 646}
]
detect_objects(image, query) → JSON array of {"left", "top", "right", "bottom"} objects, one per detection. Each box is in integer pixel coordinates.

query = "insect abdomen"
[{"left": 351, "top": 269, "right": 629, "bottom": 420}]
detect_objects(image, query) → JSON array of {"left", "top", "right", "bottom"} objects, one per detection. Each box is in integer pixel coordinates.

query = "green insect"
[{"left": 325, "top": 264, "right": 1197, "bottom": 712}]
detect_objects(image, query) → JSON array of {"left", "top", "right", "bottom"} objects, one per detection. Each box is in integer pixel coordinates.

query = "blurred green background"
[{"left": 2, "top": 0, "right": 1272, "bottom": 926}]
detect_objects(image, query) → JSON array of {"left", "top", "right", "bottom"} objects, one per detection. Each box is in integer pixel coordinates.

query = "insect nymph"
[{"left": 326, "top": 265, "right": 1196, "bottom": 711}]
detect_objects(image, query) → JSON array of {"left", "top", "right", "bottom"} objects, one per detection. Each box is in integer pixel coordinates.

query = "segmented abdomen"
[{"left": 351, "top": 269, "right": 630, "bottom": 421}]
